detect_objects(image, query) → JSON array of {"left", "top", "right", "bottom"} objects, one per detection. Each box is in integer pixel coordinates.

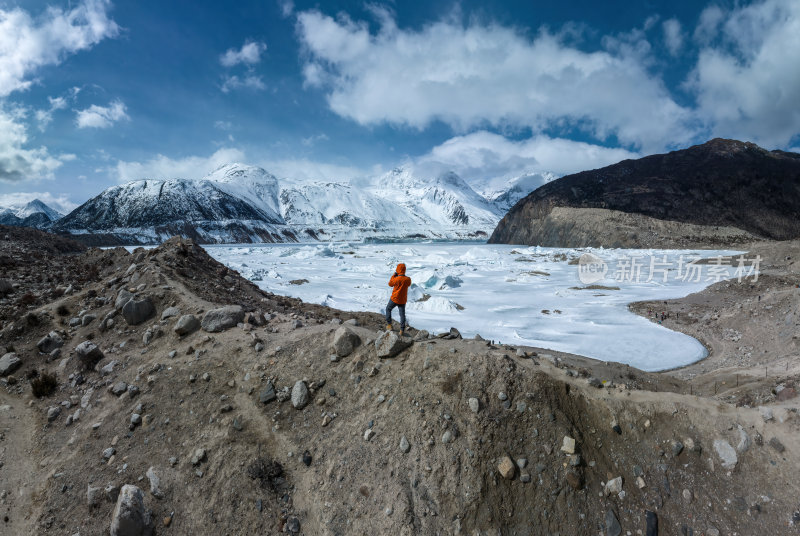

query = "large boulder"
[
  {"left": 37, "top": 331, "right": 64, "bottom": 353},
  {"left": 375, "top": 331, "right": 413, "bottom": 358},
  {"left": 109, "top": 484, "right": 154, "bottom": 536},
  {"left": 0, "top": 352, "right": 22, "bottom": 376},
  {"left": 121, "top": 298, "right": 155, "bottom": 326},
  {"left": 331, "top": 326, "right": 361, "bottom": 358},
  {"left": 201, "top": 305, "right": 244, "bottom": 333},
  {"left": 174, "top": 314, "right": 200, "bottom": 336},
  {"left": 75, "top": 341, "right": 105, "bottom": 370},
  {"left": 115, "top": 289, "right": 135, "bottom": 311}
]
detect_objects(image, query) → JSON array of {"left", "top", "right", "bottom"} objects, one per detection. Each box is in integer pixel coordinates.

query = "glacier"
[{"left": 207, "top": 242, "right": 746, "bottom": 371}]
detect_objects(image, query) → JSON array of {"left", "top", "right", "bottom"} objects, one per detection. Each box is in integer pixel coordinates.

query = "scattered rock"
[
  {"left": 645, "top": 511, "right": 658, "bottom": 536},
  {"left": 285, "top": 517, "right": 300, "bottom": 533},
  {"left": 587, "top": 377, "right": 603, "bottom": 388},
  {"left": 47, "top": 406, "right": 61, "bottom": 422},
  {"left": 0, "top": 352, "right": 21, "bottom": 376},
  {"left": 173, "top": 314, "right": 200, "bottom": 336},
  {"left": 768, "top": 437, "right": 785, "bottom": 453},
  {"left": 75, "top": 341, "right": 105, "bottom": 370},
  {"left": 109, "top": 484, "right": 154, "bottom": 536},
  {"left": 331, "top": 326, "right": 361, "bottom": 357},
  {"left": 259, "top": 382, "right": 277, "bottom": 404},
  {"left": 364, "top": 429, "right": 375, "bottom": 441},
  {"left": 605, "top": 509, "right": 621, "bottom": 536},
  {"left": 561, "top": 436, "right": 576, "bottom": 454},
  {"left": 201, "top": 305, "right": 244, "bottom": 332},
  {"left": 399, "top": 436, "right": 410, "bottom": 453},
  {"left": 442, "top": 430, "right": 453, "bottom": 444},
  {"left": 115, "top": 289, "right": 135, "bottom": 311},
  {"left": 713, "top": 439, "right": 738, "bottom": 469},
  {"left": 758, "top": 406, "right": 774, "bottom": 422},
  {"left": 145, "top": 467, "right": 164, "bottom": 498},
  {"left": 672, "top": 440, "right": 684, "bottom": 457},
  {"left": 190, "top": 448, "right": 206, "bottom": 465},
  {"left": 121, "top": 297, "right": 155, "bottom": 325},
  {"left": 37, "top": 331, "right": 64, "bottom": 353},
  {"left": 375, "top": 331, "right": 413, "bottom": 358},
  {"left": 87, "top": 485, "right": 103, "bottom": 507},
  {"left": 604, "top": 476, "right": 623, "bottom": 495},
  {"left": 161, "top": 306, "right": 180, "bottom": 320},
  {"left": 497, "top": 455, "right": 516, "bottom": 479},
  {"left": 111, "top": 381, "right": 128, "bottom": 396},
  {"left": 468, "top": 397, "right": 480, "bottom": 413},
  {"left": 736, "top": 426, "right": 751, "bottom": 453},
  {"left": 291, "top": 381, "right": 310, "bottom": 409}
]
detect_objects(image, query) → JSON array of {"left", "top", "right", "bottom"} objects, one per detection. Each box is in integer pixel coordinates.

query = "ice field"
[{"left": 207, "top": 242, "right": 750, "bottom": 371}]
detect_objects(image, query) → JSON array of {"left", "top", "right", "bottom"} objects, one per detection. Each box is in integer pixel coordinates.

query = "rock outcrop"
[{"left": 490, "top": 139, "right": 800, "bottom": 248}]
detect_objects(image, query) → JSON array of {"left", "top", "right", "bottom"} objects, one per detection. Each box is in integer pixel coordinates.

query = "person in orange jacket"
[{"left": 386, "top": 263, "right": 411, "bottom": 334}]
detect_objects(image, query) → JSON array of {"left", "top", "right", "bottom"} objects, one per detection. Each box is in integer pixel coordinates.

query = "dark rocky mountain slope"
[{"left": 489, "top": 139, "right": 800, "bottom": 247}]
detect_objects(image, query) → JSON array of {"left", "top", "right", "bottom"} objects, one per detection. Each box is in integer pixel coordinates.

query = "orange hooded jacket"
[{"left": 388, "top": 263, "right": 411, "bottom": 305}]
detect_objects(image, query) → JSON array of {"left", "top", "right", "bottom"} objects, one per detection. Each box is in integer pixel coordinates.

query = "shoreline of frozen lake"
[{"left": 206, "top": 242, "right": 750, "bottom": 372}]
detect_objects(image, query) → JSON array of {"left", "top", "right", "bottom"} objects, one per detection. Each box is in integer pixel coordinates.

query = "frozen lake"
[{"left": 206, "top": 242, "right": 750, "bottom": 371}]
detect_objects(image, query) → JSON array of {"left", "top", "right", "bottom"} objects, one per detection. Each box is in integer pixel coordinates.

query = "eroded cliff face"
[
  {"left": 490, "top": 138, "right": 800, "bottom": 248},
  {"left": 491, "top": 206, "right": 755, "bottom": 248}
]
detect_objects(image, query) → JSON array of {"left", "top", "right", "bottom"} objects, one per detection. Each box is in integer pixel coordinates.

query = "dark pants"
[{"left": 385, "top": 299, "right": 406, "bottom": 330}]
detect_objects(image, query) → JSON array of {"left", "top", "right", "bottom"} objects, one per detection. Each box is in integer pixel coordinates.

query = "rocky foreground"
[{"left": 1, "top": 226, "right": 799, "bottom": 535}]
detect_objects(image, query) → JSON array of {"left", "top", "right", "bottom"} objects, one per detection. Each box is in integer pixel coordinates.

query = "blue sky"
[{"left": 1, "top": 0, "right": 799, "bottom": 212}]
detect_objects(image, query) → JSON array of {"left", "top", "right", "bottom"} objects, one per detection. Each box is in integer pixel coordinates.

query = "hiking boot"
[
  {"left": 386, "top": 324, "right": 393, "bottom": 331},
  {"left": 399, "top": 329, "right": 405, "bottom": 336}
]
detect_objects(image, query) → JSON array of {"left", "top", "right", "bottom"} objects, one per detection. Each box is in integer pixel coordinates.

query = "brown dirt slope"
[{"left": 0, "top": 233, "right": 799, "bottom": 535}]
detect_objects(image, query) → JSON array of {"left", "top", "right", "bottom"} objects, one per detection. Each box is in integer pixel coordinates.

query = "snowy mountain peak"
[{"left": 202, "top": 163, "right": 283, "bottom": 222}]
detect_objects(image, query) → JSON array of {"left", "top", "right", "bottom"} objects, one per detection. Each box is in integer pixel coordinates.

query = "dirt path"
[{"left": 0, "top": 390, "right": 43, "bottom": 534}]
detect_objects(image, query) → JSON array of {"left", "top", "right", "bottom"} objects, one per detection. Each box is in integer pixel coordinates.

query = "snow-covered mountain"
[
  {"left": 54, "top": 163, "right": 549, "bottom": 245},
  {"left": 481, "top": 172, "right": 558, "bottom": 212},
  {"left": 0, "top": 199, "right": 64, "bottom": 228}
]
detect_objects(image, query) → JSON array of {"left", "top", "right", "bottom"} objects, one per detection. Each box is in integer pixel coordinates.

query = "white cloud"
[
  {"left": 0, "top": 0, "right": 119, "bottom": 97},
  {"left": 114, "top": 147, "right": 246, "bottom": 182},
  {"left": 693, "top": 5, "right": 725, "bottom": 44},
  {"left": 662, "top": 18, "right": 683, "bottom": 56},
  {"left": 0, "top": 107, "right": 64, "bottom": 182},
  {"left": 412, "top": 131, "right": 638, "bottom": 183},
  {"left": 279, "top": 0, "right": 294, "bottom": 18},
  {"left": 688, "top": 0, "right": 800, "bottom": 147},
  {"left": 75, "top": 99, "right": 129, "bottom": 128},
  {"left": 35, "top": 96, "right": 68, "bottom": 130},
  {"left": 220, "top": 40, "right": 267, "bottom": 67},
  {"left": 300, "top": 133, "right": 329, "bottom": 147},
  {"left": 0, "top": 191, "right": 77, "bottom": 213},
  {"left": 262, "top": 158, "right": 367, "bottom": 183},
  {"left": 214, "top": 120, "right": 233, "bottom": 130},
  {"left": 113, "top": 147, "right": 368, "bottom": 184},
  {"left": 296, "top": 9, "right": 697, "bottom": 152},
  {"left": 221, "top": 75, "right": 266, "bottom": 93}
]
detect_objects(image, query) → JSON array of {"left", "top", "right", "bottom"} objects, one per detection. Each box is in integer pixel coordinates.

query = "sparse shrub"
[
  {"left": 247, "top": 457, "right": 284, "bottom": 492},
  {"left": 31, "top": 372, "right": 58, "bottom": 398},
  {"left": 17, "top": 292, "right": 36, "bottom": 306},
  {"left": 56, "top": 304, "right": 70, "bottom": 316},
  {"left": 5, "top": 344, "right": 14, "bottom": 353}
]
